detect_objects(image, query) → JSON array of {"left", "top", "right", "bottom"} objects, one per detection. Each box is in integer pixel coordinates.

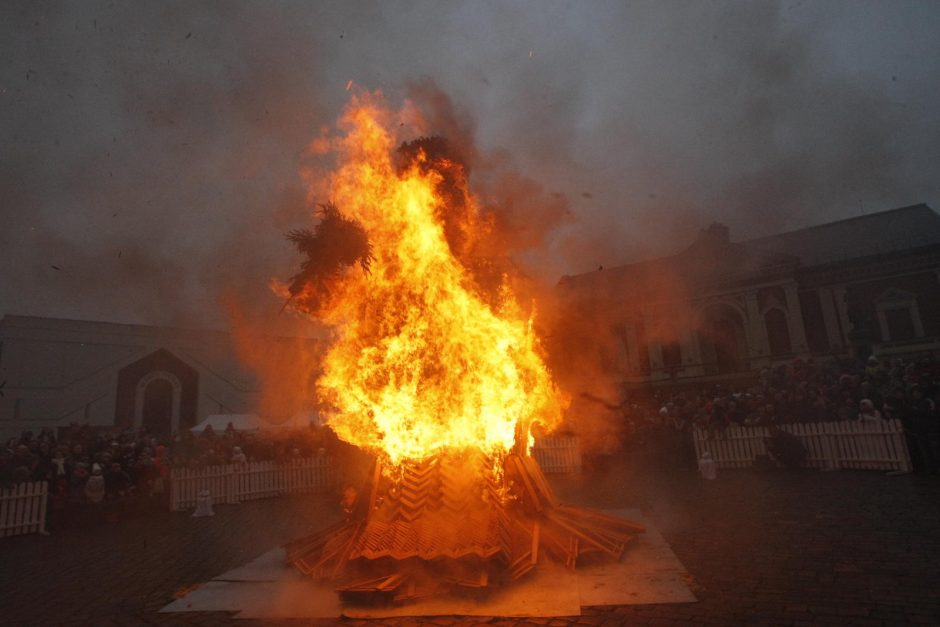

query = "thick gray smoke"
[{"left": 2, "top": 1, "right": 938, "bottom": 328}]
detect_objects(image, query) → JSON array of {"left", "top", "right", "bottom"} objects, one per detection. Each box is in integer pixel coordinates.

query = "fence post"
[
  {"left": 37, "top": 481, "right": 49, "bottom": 535},
  {"left": 890, "top": 419, "right": 913, "bottom": 473},
  {"left": 820, "top": 422, "right": 838, "bottom": 470},
  {"left": 169, "top": 468, "right": 178, "bottom": 511},
  {"left": 15, "top": 483, "right": 26, "bottom": 536},
  {"left": 165, "top": 456, "right": 337, "bottom": 510},
  {"left": 0, "top": 481, "right": 49, "bottom": 538},
  {"left": 227, "top": 464, "right": 240, "bottom": 505},
  {"left": 693, "top": 419, "right": 917, "bottom": 473}
]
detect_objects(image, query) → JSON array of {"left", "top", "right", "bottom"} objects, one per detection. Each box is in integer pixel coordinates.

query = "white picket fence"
[
  {"left": 692, "top": 419, "right": 912, "bottom": 472},
  {"left": 1, "top": 481, "right": 48, "bottom": 537},
  {"left": 532, "top": 435, "right": 582, "bottom": 473},
  {"left": 169, "top": 457, "right": 333, "bottom": 511}
]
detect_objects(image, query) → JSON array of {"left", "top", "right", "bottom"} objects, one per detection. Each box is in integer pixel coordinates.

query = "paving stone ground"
[{"left": 2, "top": 456, "right": 939, "bottom": 626}]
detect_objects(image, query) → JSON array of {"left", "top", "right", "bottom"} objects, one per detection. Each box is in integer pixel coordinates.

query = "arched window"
[
  {"left": 875, "top": 289, "right": 924, "bottom": 342},
  {"left": 698, "top": 304, "right": 747, "bottom": 374},
  {"left": 764, "top": 308, "right": 792, "bottom": 355},
  {"left": 661, "top": 342, "right": 682, "bottom": 370}
]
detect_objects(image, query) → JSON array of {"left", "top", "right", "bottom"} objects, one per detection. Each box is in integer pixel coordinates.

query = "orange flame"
[{"left": 285, "top": 93, "right": 564, "bottom": 465}]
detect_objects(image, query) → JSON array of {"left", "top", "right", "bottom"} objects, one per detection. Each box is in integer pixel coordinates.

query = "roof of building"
[
  {"left": 0, "top": 313, "right": 327, "bottom": 343},
  {"left": 743, "top": 203, "right": 940, "bottom": 266},
  {"left": 559, "top": 203, "right": 940, "bottom": 297}
]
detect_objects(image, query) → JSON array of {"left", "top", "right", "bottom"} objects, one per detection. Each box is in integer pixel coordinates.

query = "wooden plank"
[
  {"left": 554, "top": 505, "right": 646, "bottom": 534},
  {"left": 2, "top": 486, "right": 14, "bottom": 536},
  {"left": 894, "top": 420, "right": 913, "bottom": 472},
  {"left": 726, "top": 428, "right": 739, "bottom": 466},
  {"left": 792, "top": 424, "right": 807, "bottom": 466},
  {"left": 849, "top": 422, "right": 862, "bottom": 468},
  {"left": 530, "top": 521, "right": 540, "bottom": 566},
  {"left": 367, "top": 459, "right": 382, "bottom": 514},
  {"left": 692, "top": 428, "right": 703, "bottom": 462},
  {"left": 330, "top": 522, "right": 363, "bottom": 580},
  {"left": 3, "top": 486, "right": 15, "bottom": 536},
  {"left": 521, "top": 455, "right": 558, "bottom": 509},
  {"left": 546, "top": 511, "right": 620, "bottom": 557},
  {"left": 871, "top": 424, "right": 888, "bottom": 470},
  {"left": 538, "top": 525, "right": 571, "bottom": 564},
  {"left": 739, "top": 427, "right": 752, "bottom": 466},
  {"left": 0, "top": 487, "right": 9, "bottom": 537},
  {"left": 25, "top": 482, "right": 37, "bottom": 534},
  {"left": 13, "top": 483, "right": 25, "bottom": 536},
  {"left": 740, "top": 427, "right": 752, "bottom": 466},
  {"left": 35, "top": 482, "right": 46, "bottom": 534},
  {"left": 509, "top": 455, "right": 541, "bottom": 512}
]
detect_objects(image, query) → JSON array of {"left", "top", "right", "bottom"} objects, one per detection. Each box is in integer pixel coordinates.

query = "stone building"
[
  {"left": 557, "top": 203, "right": 940, "bottom": 388},
  {"left": 0, "top": 315, "right": 320, "bottom": 439}
]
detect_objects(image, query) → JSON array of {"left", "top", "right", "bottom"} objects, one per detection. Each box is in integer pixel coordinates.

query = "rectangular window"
[
  {"left": 662, "top": 342, "right": 682, "bottom": 369},
  {"left": 635, "top": 320, "right": 651, "bottom": 375},
  {"left": 884, "top": 306, "right": 917, "bottom": 341},
  {"left": 799, "top": 290, "right": 829, "bottom": 353}
]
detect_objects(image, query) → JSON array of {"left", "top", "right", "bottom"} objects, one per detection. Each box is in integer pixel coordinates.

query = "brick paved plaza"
[{"left": 2, "top": 459, "right": 939, "bottom": 626}]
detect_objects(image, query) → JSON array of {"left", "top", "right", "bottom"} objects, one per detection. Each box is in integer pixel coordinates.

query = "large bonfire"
[{"left": 281, "top": 92, "right": 642, "bottom": 604}]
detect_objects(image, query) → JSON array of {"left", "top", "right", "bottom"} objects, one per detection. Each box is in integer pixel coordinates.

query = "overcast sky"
[{"left": 2, "top": 1, "right": 939, "bottom": 329}]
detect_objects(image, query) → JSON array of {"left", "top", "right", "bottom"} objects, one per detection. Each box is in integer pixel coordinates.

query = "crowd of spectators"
[
  {"left": 4, "top": 356, "right": 940, "bottom": 509},
  {"left": 616, "top": 355, "right": 940, "bottom": 472},
  {"left": 0, "top": 421, "right": 341, "bottom": 520}
]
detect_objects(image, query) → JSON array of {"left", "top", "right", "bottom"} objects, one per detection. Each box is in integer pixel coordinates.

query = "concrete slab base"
[{"left": 160, "top": 509, "right": 695, "bottom": 619}]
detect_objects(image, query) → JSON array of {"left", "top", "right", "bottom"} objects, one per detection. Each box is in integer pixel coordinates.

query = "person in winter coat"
[
  {"left": 104, "top": 462, "right": 132, "bottom": 499},
  {"left": 231, "top": 446, "right": 248, "bottom": 467},
  {"left": 858, "top": 399, "right": 883, "bottom": 422},
  {"left": 84, "top": 466, "right": 105, "bottom": 505}
]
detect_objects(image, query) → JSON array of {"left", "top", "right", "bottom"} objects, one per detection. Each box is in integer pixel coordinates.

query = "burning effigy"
[{"left": 280, "top": 92, "right": 643, "bottom": 604}]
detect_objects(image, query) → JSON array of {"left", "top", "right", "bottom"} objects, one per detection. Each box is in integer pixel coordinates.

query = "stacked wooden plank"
[
  {"left": 285, "top": 449, "right": 644, "bottom": 605},
  {"left": 347, "top": 454, "right": 503, "bottom": 562}
]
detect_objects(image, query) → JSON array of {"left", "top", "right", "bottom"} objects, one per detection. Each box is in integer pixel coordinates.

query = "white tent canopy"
[
  {"left": 289, "top": 410, "right": 323, "bottom": 428},
  {"left": 190, "top": 414, "right": 270, "bottom": 433},
  {"left": 190, "top": 412, "right": 322, "bottom": 433}
]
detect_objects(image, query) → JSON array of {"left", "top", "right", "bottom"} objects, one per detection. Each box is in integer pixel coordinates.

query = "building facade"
[
  {"left": 557, "top": 204, "right": 940, "bottom": 388},
  {"left": 0, "top": 315, "right": 319, "bottom": 439}
]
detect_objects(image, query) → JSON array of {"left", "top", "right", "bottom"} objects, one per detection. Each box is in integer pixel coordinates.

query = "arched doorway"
[
  {"left": 134, "top": 370, "right": 182, "bottom": 437},
  {"left": 141, "top": 377, "right": 175, "bottom": 437},
  {"left": 698, "top": 304, "right": 748, "bottom": 375},
  {"left": 115, "top": 349, "right": 199, "bottom": 433}
]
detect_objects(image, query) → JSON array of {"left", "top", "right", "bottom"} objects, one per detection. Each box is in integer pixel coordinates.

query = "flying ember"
[{"left": 281, "top": 92, "right": 564, "bottom": 465}]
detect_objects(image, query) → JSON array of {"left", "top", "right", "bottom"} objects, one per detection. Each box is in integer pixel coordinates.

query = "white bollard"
[
  {"left": 193, "top": 489, "right": 215, "bottom": 517},
  {"left": 698, "top": 451, "right": 717, "bottom": 480}
]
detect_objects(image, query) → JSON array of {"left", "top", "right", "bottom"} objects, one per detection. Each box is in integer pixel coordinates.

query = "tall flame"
[{"left": 287, "top": 93, "right": 564, "bottom": 465}]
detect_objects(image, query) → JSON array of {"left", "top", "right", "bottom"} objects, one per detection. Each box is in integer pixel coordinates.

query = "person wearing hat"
[
  {"left": 858, "top": 399, "right": 882, "bottom": 422},
  {"left": 865, "top": 355, "right": 886, "bottom": 383},
  {"left": 84, "top": 465, "right": 105, "bottom": 504},
  {"left": 231, "top": 446, "right": 247, "bottom": 467}
]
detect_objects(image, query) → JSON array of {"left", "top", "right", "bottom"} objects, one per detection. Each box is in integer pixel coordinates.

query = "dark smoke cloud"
[
  {"left": 2, "top": 1, "right": 939, "bottom": 328},
  {"left": 0, "top": 1, "right": 328, "bottom": 330},
  {"left": 400, "top": 79, "right": 576, "bottom": 285}
]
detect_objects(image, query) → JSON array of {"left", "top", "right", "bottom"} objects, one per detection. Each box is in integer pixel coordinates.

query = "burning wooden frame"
[
  {"left": 286, "top": 449, "right": 644, "bottom": 605},
  {"left": 277, "top": 98, "right": 644, "bottom": 606}
]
